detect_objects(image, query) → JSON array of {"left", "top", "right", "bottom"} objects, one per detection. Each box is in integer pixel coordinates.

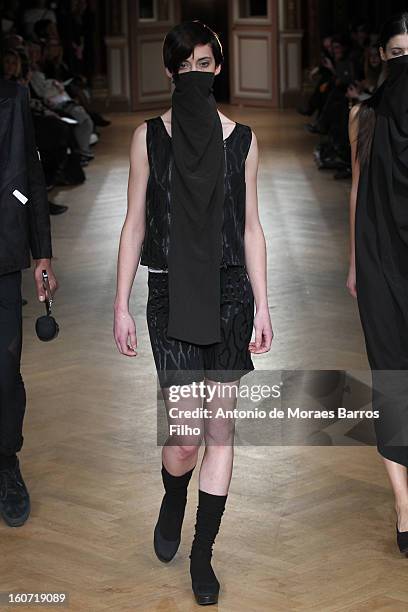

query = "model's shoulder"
[
  {"left": 348, "top": 103, "right": 364, "bottom": 138},
  {"left": 132, "top": 121, "right": 147, "bottom": 143},
  {"left": 143, "top": 115, "right": 168, "bottom": 139},
  {"left": 237, "top": 121, "right": 252, "bottom": 131},
  {"left": 349, "top": 104, "right": 361, "bottom": 121},
  {"left": 236, "top": 121, "right": 254, "bottom": 139},
  {"left": 144, "top": 114, "right": 162, "bottom": 126},
  {"left": 130, "top": 121, "right": 149, "bottom": 160},
  {"left": 236, "top": 123, "right": 255, "bottom": 151}
]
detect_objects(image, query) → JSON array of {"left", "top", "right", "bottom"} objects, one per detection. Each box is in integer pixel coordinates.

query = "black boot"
[
  {"left": 154, "top": 463, "right": 195, "bottom": 563},
  {"left": 0, "top": 456, "right": 30, "bottom": 527},
  {"left": 189, "top": 489, "right": 228, "bottom": 605}
]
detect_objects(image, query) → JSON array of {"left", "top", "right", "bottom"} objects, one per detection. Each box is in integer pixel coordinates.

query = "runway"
[{"left": 2, "top": 107, "right": 405, "bottom": 611}]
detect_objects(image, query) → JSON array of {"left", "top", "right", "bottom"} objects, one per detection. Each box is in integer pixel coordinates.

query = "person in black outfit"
[
  {"left": 298, "top": 35, "right": 335, "bottom": 118},
  {"left": 347, "top": 12, "right": 408, "bottom": 555},
  {"left": 0, "top": 77, "right": 58, "bottom": 526},
  {"left": 349, "top": 22, "right": 371, "bottom": 80},
  {"left": 113, "top": 20, "right": 273, "bottom": 606},
  {"left": 309, "top": 35, "right": 358, "bottom": 136}
]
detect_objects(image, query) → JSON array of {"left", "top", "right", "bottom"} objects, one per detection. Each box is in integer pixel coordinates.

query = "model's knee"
[
  {"left": 170, "top": 444, "right": 200, "bottom": 463},
  {"left": 204, "top": 421, "right": 235, "bottom": 446}
]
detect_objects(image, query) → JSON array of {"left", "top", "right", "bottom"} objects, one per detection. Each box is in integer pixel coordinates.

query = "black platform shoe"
[
  {"left": 396, "top": 522, "right": 408, "bottom": 554},
  {"left": 153, "top": 464, "right": 195, "bottom": 563},
  {"left": 153, "top": 499, "right": 182, "bottom": 563},
  {"left": 190, "top": 547, "right": 220, "bottom": 605},
  {"left": 0, "top": 458, "right": 30, "bottom": 527}
]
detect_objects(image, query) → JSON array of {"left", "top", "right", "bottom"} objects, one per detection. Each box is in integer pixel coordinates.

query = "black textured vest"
[{"left": 140, "top": 116, "right": 252, "bottom": 269}]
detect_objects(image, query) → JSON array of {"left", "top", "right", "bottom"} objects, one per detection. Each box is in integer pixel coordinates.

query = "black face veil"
[{"left": 166, "top": 70, "right": 225, "bottom": 345}]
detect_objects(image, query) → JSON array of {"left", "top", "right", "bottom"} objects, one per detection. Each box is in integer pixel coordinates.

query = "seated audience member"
[
  {"left": 349, "top": 22, "right": 371, "bottom": 80},
  {"left": 298, "top": 35, "right": 335, "bottom": 118},
  {"left": 306, "top": 35, "right": 356, "bottom": 134},
  {"left": 311, "top": 35, "right": 383, "bottom": 181},
  {"left": 1, "top": 0, "right": 19, "bottom": 35},
  {"left": 26, "top": 43, "right": 84, "bottom": 188},
  {"left": 3, "top": 33, "right": 25, "bottom": 51},
  {"left": 3, "top": 48, "right": 22, "bottom": 80},
  {"left": 42, "top": 38, "right": 110, "bottom": 127},
  {"left": 23, "top": 0, "right": 57, "bottom": 39},
  {"left": 33, "top": 18, "right": 60, "bottom": 44},
  {"left": 361, "top": 44, "right": 384, "bottom": 93},
  {"left": 29, "top": 52, "right": 95, "bottom": 165},
  {"left": 57, "top": 0, "right": 89, "bottom": 76},
  {"left": 1, "top": 0, "right": 109, "bottom": 204}
]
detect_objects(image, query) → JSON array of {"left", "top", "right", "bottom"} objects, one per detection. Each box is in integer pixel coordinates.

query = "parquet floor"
[{"left": 1, "top": 107, "right": 405, "bottom": 611}]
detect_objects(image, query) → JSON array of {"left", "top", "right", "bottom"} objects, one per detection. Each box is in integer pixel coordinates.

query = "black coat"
[{"left": 0, "top": 79, "right": 53, "bottom": 276}]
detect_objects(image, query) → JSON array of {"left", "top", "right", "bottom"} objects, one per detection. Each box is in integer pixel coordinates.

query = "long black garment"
[
  {"left": 166, "top": 71, "right": 224, "bottom": 345},
  {"left": 355, "top": 54, "right": 408, "bottom": 466}
]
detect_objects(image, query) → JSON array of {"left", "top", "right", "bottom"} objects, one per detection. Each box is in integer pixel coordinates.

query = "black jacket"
[{"left": 0, "top": 79, "right": 53, "bottom": 276}]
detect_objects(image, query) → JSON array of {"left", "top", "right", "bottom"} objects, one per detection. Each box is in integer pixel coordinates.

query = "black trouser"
[{"left": 0, "top": 270, "right": 25, "bottom": 466}]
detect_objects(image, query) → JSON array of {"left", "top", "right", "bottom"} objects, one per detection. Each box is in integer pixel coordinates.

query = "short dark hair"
[
  {"left": 163, "top": 20, "right": 224, "bottom": 76},
  {"left": 378, "top": 11, "right": 408, "bottom": 50},
  {"left": 355, "top": 11, "right": 408, "bottom": 167}
]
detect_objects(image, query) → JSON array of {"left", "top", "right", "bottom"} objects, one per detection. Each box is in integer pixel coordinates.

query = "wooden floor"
[{"left": 1, "top": 107, "right": 406, "bottom": 611}]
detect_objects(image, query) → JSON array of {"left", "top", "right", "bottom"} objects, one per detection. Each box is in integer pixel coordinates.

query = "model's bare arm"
[
  {"left": 244, "top": 130, "right": 273, "bottom": 353},
  {"left": 347, "top": 104, "right": 360, "bottom": 299},
  {"left": 113, "top": 122, "right": 149, "bottom": 355}
]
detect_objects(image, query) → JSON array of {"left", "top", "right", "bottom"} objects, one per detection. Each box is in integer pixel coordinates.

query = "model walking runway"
[{"left": 114, "top": 20, "right": 273, "bottom": 605}]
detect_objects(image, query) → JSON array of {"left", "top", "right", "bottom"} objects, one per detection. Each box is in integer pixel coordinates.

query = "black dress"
[{"left": 355, "top": 56, "right": 408, "bottom": 466}]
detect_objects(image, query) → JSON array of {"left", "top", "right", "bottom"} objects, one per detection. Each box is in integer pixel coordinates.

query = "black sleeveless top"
[{"left": 140, "top": 116, "right": 252, "bottom": 269}]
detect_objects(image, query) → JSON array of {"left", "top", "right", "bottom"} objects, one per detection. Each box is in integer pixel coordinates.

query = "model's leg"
[
  {"left": 153, "top": 381, "right": 204, "bottom": 562},
  {"left": 0, "top": 272, "right": 25, "bottom": 463},
  {"left": 189, "top": 377, "right": 239, "bottom": 605},
  {"left": 372, "top": 372, "right": 408, "bottom": 546},
  {"left": 161, "top": 383, "right": 203, "bottom": 475},
  {"left": 0, "top": 271, "right": 30, "bottom": 527},
  {"left": 146, "top": 272, "right": 207, "bottom": 561},
  {"left": 382, "top": 457, "right": 408, "bottom": 530},
  {"left": 199, "top": 378, "right": 238, "bottom": 494}
]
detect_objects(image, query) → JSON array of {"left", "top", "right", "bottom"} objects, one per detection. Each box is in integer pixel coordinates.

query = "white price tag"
[{"left": 12, "top": 190, "right": 28, "bottom": 205}]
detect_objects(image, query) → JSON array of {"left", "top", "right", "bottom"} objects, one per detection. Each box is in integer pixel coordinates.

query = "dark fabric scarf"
[
  {"left": 370, "top": 54, "right": 408, "bottom": 290},
  {"left": 166, "top": 70, "right": 224, "bottom": 345}
]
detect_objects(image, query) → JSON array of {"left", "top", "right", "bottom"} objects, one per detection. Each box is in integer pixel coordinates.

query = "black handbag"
[{"left": 35, "top": 270, "right": 59, "bottom": 341}]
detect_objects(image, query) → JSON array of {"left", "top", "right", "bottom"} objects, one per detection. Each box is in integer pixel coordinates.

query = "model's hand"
[
  {"left": 114, "top": 307, "right": 138, "bottom": 356},
  {"left": 33, "top": 259, "right": 58, "bottom": 302},
  {"left": 249, "top": 307, "right": 273, "bottom": 353},
  {"left": 346, "top": 263, "right": 357, "bottom": 298}
]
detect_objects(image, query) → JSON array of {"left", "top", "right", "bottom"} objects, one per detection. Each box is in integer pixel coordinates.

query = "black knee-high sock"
[
  {"left": 189, "top": 489, "right": 228, "bottom": 585},
  {"left": 158, "top": 463, "right": 195, "bottom": 541}
]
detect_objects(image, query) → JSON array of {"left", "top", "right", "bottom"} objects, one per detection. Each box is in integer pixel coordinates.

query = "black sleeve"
[{"left": 21, "top": 85, "right": 53, "bottom": 260}]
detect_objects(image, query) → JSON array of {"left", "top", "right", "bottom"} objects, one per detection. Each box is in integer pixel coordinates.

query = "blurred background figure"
[
  {"left": 22, "top": 0, "right": 57, "bottom": 39},
  {"left": 0, "top": 0, "right": 111, "bottom": 215}
]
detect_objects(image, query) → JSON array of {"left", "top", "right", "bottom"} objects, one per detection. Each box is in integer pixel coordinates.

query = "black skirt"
[{"left": 146, "top": 265, "right": 255, "bottom": 389}]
